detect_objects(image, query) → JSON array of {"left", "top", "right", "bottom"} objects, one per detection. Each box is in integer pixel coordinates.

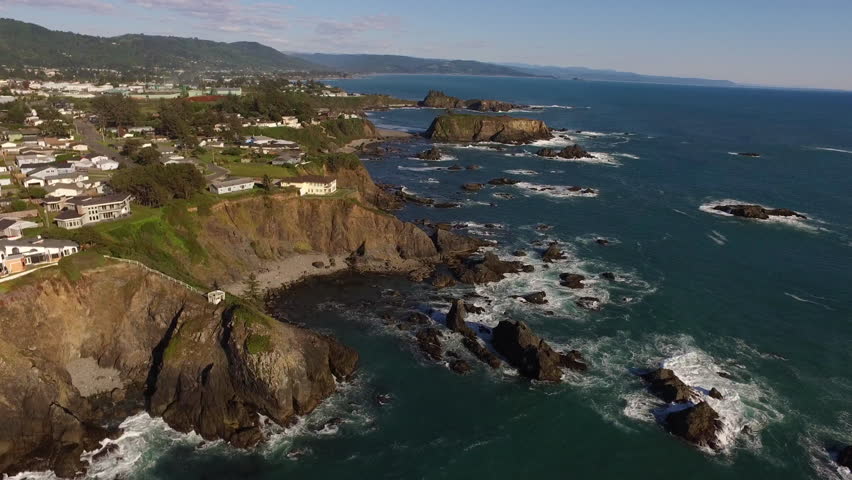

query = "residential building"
[
  {"left": 0, "top": 237, "right": 79, "bottom": 276},
  {"left": 54, "top": 193, "right": 132, "bottom": 229},
  {"left": 209, "top": 177, "right": 255, "bottom": 195},
  {"left": 27, "top": 162, "right": 77, "bottom": 179},
  {"left": 0, "top": 218, "right": 39, "bottom": 240},
  {"left": 16, "top": 154, "right": 56, "bottom": 168},
  {"left": 278, "top": 176, "right": 337, "bottom": 196}
]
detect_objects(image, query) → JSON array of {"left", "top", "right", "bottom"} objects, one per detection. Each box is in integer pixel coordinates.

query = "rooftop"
[{"left": 212, "top": 177, "right": 255, "bottom": 188}]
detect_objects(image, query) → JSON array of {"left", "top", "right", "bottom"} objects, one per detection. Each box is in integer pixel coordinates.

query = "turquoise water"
[{"left": 125, "top": 76, "right": 852, "bottom": 479}]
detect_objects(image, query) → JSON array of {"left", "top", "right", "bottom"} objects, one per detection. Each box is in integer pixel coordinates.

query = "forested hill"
[
  {"left": 292, "top": 53, "right": 536, "bottom": 77},
  {"left": 0, "top": 18, "right": 325, "bottom": 72}
]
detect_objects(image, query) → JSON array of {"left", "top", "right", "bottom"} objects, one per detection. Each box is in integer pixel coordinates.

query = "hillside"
[
  {"left": 0, "top": 18, "right": 325, "bottom": 71},
  {"left": 293, "top": 53, "right": 535, "bottom": 77}
]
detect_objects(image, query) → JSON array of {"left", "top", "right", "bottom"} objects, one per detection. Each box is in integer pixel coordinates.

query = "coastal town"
[{"left": 0, "top": 73, "right": 393, "bottom": 281}]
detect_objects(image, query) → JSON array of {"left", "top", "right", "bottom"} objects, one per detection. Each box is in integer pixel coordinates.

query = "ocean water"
[{"left": 53, "top": 76, "right": 852, "bottom": 479}]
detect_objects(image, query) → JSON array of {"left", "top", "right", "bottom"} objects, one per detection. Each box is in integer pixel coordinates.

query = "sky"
[{"left": 1, "top": 0, "right": 851, "bottom": 90}]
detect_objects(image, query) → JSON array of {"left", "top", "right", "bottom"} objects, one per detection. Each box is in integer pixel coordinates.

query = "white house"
[
  {"left": 0, "top": 218, "right": 39, "bottom": 240},
  {"left": 0, "top": 177, "right": 11, "bottom": 187},
  {"left": 54, "top": 193, "right": 132, "bottom": 229},
  {"left": 278, "top": 175, "right": 337, "bottom": 196},
  {"left": 209, "top": 177, "right": 255, "bottom": 195},
  {"left": 71, "top": 144, "right": 89, "bottom": 152},
  {"left": 281, "top": 116, "right": 302, "bottom": 128},
  {"left": 44, "top": 185, "right": 82, "bottom": 197},
  {"left": 16, "top": 154, "right": 56, "bottom": 167},
  {"left": 23, "top": 178, "right": 46, "bottom": 187}
]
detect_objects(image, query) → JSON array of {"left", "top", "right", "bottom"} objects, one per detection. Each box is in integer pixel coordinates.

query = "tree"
[
  {"left": 109, "top": 164, "right": 205, "bottom": 207},
  {"left": 91, "top": 94, "right": 139, "bottom": 129},
  {"left": 262, "top": 174, "right": 273, "bottom": 192},
  {"left": 4, "top": 100, "right": 29, "bottom": 125},
  {"left": 243, "top": 273, "right": 261, "bottom": 303},
  {"left": 121, "top": 138, "right": 142, "bottom": 157},
  {"left": 133, "top": 146, "right": 161, "bottom": 165}
]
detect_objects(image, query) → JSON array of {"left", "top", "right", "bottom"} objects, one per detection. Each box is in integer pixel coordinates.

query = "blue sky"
[{"left": 2, "top": 0, "right": 850, "bottom": 90}]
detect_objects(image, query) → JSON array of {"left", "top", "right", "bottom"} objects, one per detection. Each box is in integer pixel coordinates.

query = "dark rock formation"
[
  {"left": 432, "top": 229, "right": 490, "bottom": 255},
  {"left": 416, "top": 147, "right": 444, "bottom": 160},
  {"left": 462, "top": 183, "right": 485, "bottom": 192},
  {"left": 487, "top": 177, "right": 519, "bottom": 186},
  {"left": 418, "top": 91, "right": 526, "bottom": 112},
  {"left": 737, "top": 152, "right": 761, "bottom": 157},
  {"left": 462, "top": 338, "right": 502, "bottom": 369},
  {"left": 511, "top": 291, "right": 548, "bottom": 304},
  {"left": 512, "top": 249, "right": 527, "bottom": 257},
  {"left": 426, "top": 114, "right": 552, "bottom": 144},
  {"left": 575, "top": 297, "right": 602, "bottom": 311},
  {"left": 542, "top": 243, "right": 566, "bottom": 262},
  {"left": 451, "top": 252, "right": 527, "bottom": 285},
  {"left": 450, "top": 359, "right": 472, "bottom": 374},
  {"left": 560, "top": 350, "right": 588, "bottom": 371},
  {"left": 595, "top": 238, "right": 609, "bottom": 246},
  {"left": 838, "top": 446, "right": 852, "bottom": 469},
  {"left": 491, "top": 320, "right": 584, "bottom": 381},
  {"left": 416, "top": 327, "right": 444, "bottom": 361},
  {"left": 432, "top": 272, "right": 457, "bottom": 289},
  {"left": 559, "top": 273, "right": 586, "bottom": 289},
  {"left": 709, "top": 388, "right": 724, "bottom": 400},
  {"left": 536, "top": 145, "right": 593, "bottom": 159},
  {"left": 665, "top": 402, "right": 722, "bottom": 449},
  {"left": 446, "top": 300, "right": 476, "bottom": 339},
  {"left": 712, "top": 204, "right": 806, "bottom": 220},
  {"left": 600, "top": 272, "right": 616, "bottom": 281},
  {"left": 447, "top": 164, "right": 464, "bottom": 171},
  {"left": 640, "top": 368, "right": 694, "bottom": 403}
]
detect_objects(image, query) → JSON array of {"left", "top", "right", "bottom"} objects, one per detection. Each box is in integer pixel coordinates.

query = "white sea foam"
[
  {"left": 784, "top": 292, "right": 834, "bottom": 310},
  {"left": 438, "top": 143, "right": 504, "bottom": 151},
  {"left": 503, "top": 169, "right": 539, "bottom": 176},
  {"left": 529, "top": 104, "right": 576, "bottom": 110},
  {"left": 503, "top": 152, "right": 534, "bottom": 158},
  {"left": 529, "top": 131, "right": 574, "bottom": 148},
  {"left": 699, "top": 198, "right": 820, "bottom": 232},
  {"left": 811, "top": 147, "right": 852, "bottom": 155},
  {"left": 514, "top": 182, "right": 599, "bottom": 199},
  {"left": 707, "top": 230, "right": 728, "bottom": 246},
  {"left": 397, "top": 165, "right": 446, "bottom": 172},
  {"left": 660, "top": 351, "right": 785, "bottom": 452},
  {"left": 420, "top": 177, "right": 440, "bottom": 184},
  {"left": 406, "top": 154, "right": 457, "bottom": 162},
  {"left": 613, "top": 153, "right": 641, "bottom": 160}
]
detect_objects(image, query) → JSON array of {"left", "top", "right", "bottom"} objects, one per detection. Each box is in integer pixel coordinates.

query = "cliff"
[
  {"left": 425, "top": 114, "right": 552, "bottom": 144},
  {"left": 191, "top": 194, "right": 442, "bottom": 285},
  {"left": 0, "top": 259, "right": 358, "bottom": 477}
]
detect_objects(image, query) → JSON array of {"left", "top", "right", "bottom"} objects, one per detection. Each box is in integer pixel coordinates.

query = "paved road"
[
  {"left": 74, "top": 119, "right": 128, "bottom": 165},
  {"left": 204, "top": 162, "right": 230, "bottom": 182}
]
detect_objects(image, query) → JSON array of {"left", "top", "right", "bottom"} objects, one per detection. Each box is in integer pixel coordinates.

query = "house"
[
  {"left": 1, "top": 142, "right": 19, "bottom": 154},
  {"left": 0, "top": 218, "right": 39, "bottom": 240},
  {"left": 45, "top": 173, "right": 88, "bottom": 186},
  {"left": 0, "top": 237, "right": 79, "bottom": 276},
  {"left": 43, "top": 196, "right": 68, "bottom": 213},
  {"left": 44, "top": 185, "right": 82, "bottom": 198},
  {"left": 280, "top": 116, "right": 301, "bottom": 128},
  {"left": 27, "top": 162, "right": 76, "bottom": 179},
  {"left": 23, "top": 177, "right": 46, "bottom": 188},
  {"left": 207, "top": 290, "right": 226, "bottom": 305},
  {"left": 16, "top": 154, "right": 56, "bottom": 167},
  {"left": 54, "top": 193, "right": 132, "bottom": 229},
  {"left": 72, "top": 156, "right": 118, "bottom": 171},
  {"left": 71, "top": 144, "right": 89, "bottom": 152},
  {"left": 209, "top": 177, "right": 255, "bottom": 195},
  {"left": 278, "top": 175, "right": 337, "bottom": 196}
]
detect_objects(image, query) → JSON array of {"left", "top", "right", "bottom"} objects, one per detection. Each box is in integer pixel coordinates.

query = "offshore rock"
[
  {"left": 665, "top": 402, "right": 722, "bottom": 450},
  {"left": 426, "top": 114, "right": 552, "bottom": 144}
]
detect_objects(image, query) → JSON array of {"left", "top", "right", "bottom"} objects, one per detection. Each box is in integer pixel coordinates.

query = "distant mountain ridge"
[
  {"left": 502, "top": 63, "right": 737, "bottom": 87},
  {"left": 0, "top": 18, "right": 323, "bottom": 72},
  {"left": 292, "top": 53, "right": 535, "bottom": 77}
]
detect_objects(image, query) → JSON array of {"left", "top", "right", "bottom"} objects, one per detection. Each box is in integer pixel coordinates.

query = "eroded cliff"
[{"left": 0, "top": 260, "right": 357, "bottom": 477}]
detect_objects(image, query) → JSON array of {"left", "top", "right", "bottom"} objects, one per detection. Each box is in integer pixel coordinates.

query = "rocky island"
[
  {"left": 418, "top": 90, "right": 527, "bottom": 112},
  {"left": 712, "top": 204, "right": 806, "bottom": 220},
  {"left": 425, "top": 113, "right": 552, "bottom": 144}
]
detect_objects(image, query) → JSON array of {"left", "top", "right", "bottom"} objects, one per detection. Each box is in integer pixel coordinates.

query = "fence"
[{"left": 103, "top": 255, "right": 206, "bottom": 296}]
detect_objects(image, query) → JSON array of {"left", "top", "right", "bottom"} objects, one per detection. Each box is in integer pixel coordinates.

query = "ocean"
[{"left": 61, "top": 76, "right": 852, "bottom": 479}]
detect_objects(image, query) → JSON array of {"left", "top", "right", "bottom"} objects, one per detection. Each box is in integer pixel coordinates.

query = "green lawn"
[{"left": 224, "top": 162, "right": 300, "bottom": 178}]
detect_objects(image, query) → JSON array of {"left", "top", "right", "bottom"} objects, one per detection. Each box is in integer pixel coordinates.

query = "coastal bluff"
[
  {"left": 0, "top": 260, "right": 358, "bottom": 477},
  {"left": 425, "top": 114, "right": 552, "bottom": 143}
]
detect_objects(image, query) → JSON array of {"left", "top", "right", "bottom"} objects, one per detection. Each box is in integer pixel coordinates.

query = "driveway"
[{"left": 74, "top": 119, "right": 129, "bottom": 165}]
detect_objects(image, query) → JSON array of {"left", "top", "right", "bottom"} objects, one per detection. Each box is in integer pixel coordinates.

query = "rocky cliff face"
[
  {"left": 0, "top": 262, "right": 358, "bottom": 477},
  {"left": 190, "top": 195, "right": 445, "bottom": 286},
  {"left": 425, "top": 114, "right": 552, "bottom": 144},
  {"left": 418, "top": 90, "right": 525, "bottom": 112}
]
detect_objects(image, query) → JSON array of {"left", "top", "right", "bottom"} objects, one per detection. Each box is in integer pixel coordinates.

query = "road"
[{"left": 73, "top": 119, "right": 129, "bottom": 165}]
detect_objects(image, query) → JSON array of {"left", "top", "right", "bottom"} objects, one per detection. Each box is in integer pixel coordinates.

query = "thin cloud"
[{"left": 4, "top": 0, "right": 114, "bottom": 9}]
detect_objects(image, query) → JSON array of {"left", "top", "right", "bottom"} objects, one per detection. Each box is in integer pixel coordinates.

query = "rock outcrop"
[
  {"left": 712, "top": 204, "right": 806, "bottom": 220},
  {"left": 665, "top": 402, "right": 722, "bottom": 449},
  {"left": 450, "top": 252, "right": 528, "bottom": 285},
  {"left": 0, "top": 262, "right": 358, "bottom": 477},
  {"left": 416, "top": 147, "right": 444, "bottom": 160},
  {"left": 445, "top": 299, "right": 476, "bottom": 338},
  {"left": 487, "top": 177, "right": 519, "bottom": 185},
  {"left": 559, "top": 273, "right": 586, "bottom": 289},
  {"left": 640, "top": 368, "right": 695, "bottom": 403},
  {"left": 536, "top": 145, "right": 593, "bottom": 159},
  {"left": 838, "top": 446, "right": 852, "bottom": 469},
  {"left": 426, "top": 114, "right": 552, "bottom": 144},
  {"left": 491, "top": 320, "right": 585, "bottom": 381},
  {"left": 418, "top": 90, "right": 525, "bottom": 112},
  {"left": 418, "top": 90, "right": 467, "bottom": 109}
]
